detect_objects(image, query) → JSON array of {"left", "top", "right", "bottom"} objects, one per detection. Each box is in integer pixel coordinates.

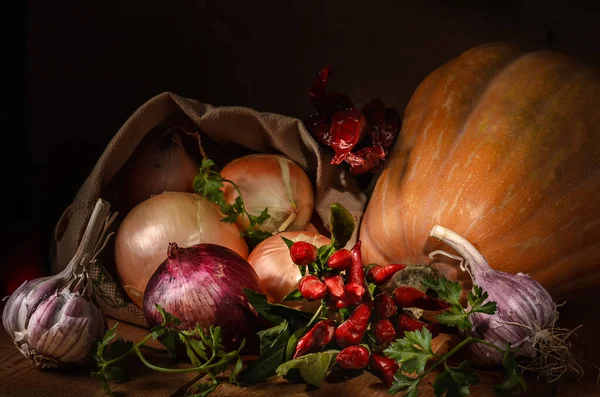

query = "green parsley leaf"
[
  {"left": 384, "top": 328, "right": 434, "bottom": 374},
  {"left": 492, "top": 349, "right": 527, "bottom": 394},
  {"left": 467, "top": 286, "right": 497, "bottom": 316},
  {"left": 243, "top": 289, "right": 314, "bottom": 327},
  {"left": 433, "top": 361, "right": 479, "bottom": 397},
  {"left": 388, "top": 371, "right": 420, "bottom": 396},
  {"left": 156, "top": 304, "right": 181, "bottom": 326},
  {"left": 281, "top": 289, "right": 304, "bottom": 302},
  {"left": 276, "top": 350, "right": 339, "bottom": 388},
  {"left": 248, "top": 207, "right": 270, "bottom": 228},
  {"left": 436, "top": 306, "right": 473, "bottom": 331},
  {"left": 256, "top": 320, "right": 289, "bottom": 354},
  {"left": 422, "top": 277, "right": 462, "bottom": 307},
  {"left": 281, "top": 236, "right": 295, "bottom": 249}
]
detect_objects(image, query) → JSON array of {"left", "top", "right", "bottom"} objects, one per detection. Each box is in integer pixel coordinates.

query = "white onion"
[
  {"left": 247, "top": 231, "right": 330, "bottom": 312},
  {"left": 220, "top": 154, "right": 314, "bottom": 234},
  {"left": 114, "top": 192, "right": 249, "bottom": 307}
]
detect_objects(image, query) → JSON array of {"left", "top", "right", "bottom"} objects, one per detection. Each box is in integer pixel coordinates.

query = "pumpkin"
[{"left": 360, "top": 43, "right": 600, "bottom": 299}]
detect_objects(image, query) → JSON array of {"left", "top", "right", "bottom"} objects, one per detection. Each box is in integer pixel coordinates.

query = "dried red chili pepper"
[
  {"left": 299, "top": 275, "right": 327, "bottom": 301},
  {"left": 370, "top": 352, "right": 399, "bottom": 387},
  {"left": 377, "top": 107, "right": 401, "bottom": 149},
  {"left": 361, "top": 98, "right": 400, "bottom": 149},
  {"left": 396, "top": 313, "right": 440, "bottom": 338},
  {"left": 308, "top": 66, "right": 354, "bottom": 114},
  {"left": 373, "top": 319, "right": 396, "bottom": 347},
  {"left": 335, "top": 303, "right": 372, "bottom": 347},
  {"left": 366, "top": 263, "right": 406, "bottom": 286},
  {"left": 373, "top": 293, "right": 397, "bottom": 319},
  {"left": 329, "top": 109, "right": 366, "bottom": 165},
  {"left": 305, "top": 113, "right": 331, "bottom": 145},
  {"left": 336, "top": 345, "right": 370, "bottom": 370},
  {"left": 290, "top": 241, "right": 318, "bottom": 266},
  {"left": 323, "top": 274, "right": 345, "bottom": 300},
  {"left": 326, "top": 249, "right": 353, "bottom": 270},
  {"left": 293, "top": 319, "right": 337, "bottom": 359},
  {"left": 347, "top": 146, "right": 387, "bottom": 175},
  {"left": 345, "top": 241, "right": 366, "bottom": 305},
  {"left": 393, "top": 286, "right": 451, "bottom": 311}
]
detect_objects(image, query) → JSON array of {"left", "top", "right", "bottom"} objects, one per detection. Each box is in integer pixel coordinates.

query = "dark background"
[{"left": 2, "top": 1, "right": 600, "bottom": 291}]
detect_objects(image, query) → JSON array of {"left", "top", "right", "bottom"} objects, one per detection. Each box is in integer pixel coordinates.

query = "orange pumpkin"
[{"left": 360, "top": 43, "right": 600, "bottom": 299}]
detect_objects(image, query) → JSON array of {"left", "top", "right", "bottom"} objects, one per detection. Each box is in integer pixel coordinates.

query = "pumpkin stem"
[{"left": 429, "top": 225, "right": 492, "bottom": 280}]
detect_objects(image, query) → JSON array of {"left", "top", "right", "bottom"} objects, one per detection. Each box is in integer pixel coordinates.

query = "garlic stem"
[
  {"left": 429, "top": 225, "right": 492, "bottom": 278},
  {"left": 62, "top": 199, "right": 112, "bottom": 277}
]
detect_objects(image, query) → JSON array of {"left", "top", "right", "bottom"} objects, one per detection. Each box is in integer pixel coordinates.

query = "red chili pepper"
[
  {"left": 345, "top": 241, "right": 366, "bottom": 305},
  {"left": 336, "top": 345, "right": 370, "bottom": 370},
  {"left": 393, "top": 286, "right": 451, "bottom": 311},
  {"left": 329, "top": 109, "right": 366, "bottom": 165},
  {"left": 335, "top": 303, "right": 372, "bottom": 347},
  {"left": 347, "top": 146, "right": 387, "bottom": 176},
  {"left": 308, "top": 66, "right": 354, "bottom": 114},
  {"left": 361, "top": 98, "right": 401, "bottom": 149},
  {"left": 370, "top": 352, "right": 400, "bottom": 387},
  {"left": 374, "top": 319, "right": 396, "bottom": 347},
  {"left": 294, "top": 320, "right": 337, "bottom": 359},
  {"left": 327, "top": 295, "right": 348, "bottom": 310},
  {"left": 299, "top": 275, "right": 327, "bottom": 301},
  {"left": 323, "top": 274, "right": 345, "bottom": 300},
  {"left": 304, "top": 113, "right": 331, "bottom": 146},
  {"left": 396, "top": 313, "right": 440, "bottom": 338},
  {"left": 326, "top": 249, "right": 353, "bottom": 270},
  {"left": 290, "top": 241, "right": 317, "bottom": 266},
  {"left": 366, "top": 264, "right": 406, "bottom": 286},
  {"left": 373, "top": 293, "right": 397, "bottom": 319}
]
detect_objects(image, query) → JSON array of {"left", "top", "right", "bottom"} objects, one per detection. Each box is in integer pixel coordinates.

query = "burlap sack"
[{"left": 51, "top": 92, "right": 368, "bottom": 327}]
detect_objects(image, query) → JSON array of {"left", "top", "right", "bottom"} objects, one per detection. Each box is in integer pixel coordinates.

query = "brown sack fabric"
[{"left": 51, "top": 92, "right": 368, "bottom": 327}]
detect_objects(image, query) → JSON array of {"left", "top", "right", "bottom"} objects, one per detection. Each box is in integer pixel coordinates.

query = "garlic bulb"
[{"left": 2, "top": 199, "right": 114, "bottom": 368}]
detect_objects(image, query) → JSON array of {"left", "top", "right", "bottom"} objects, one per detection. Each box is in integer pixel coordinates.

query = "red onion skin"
[{"left": 143, "top": 243, "right": 264, "bottom": 350}]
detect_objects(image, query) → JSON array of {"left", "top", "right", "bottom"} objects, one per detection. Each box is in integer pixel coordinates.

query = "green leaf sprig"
[
  {"left": 384, "top": 279, "right": 525, "bottom": 397},
  {"left": 193, "top": 158, "right": 272, "bottom": 247},
  {"left": 92, "top": 305, "right": 244, "bottom": 396},
  {"left": 421, "top": 277, "right": 497, "bottom": 331}
]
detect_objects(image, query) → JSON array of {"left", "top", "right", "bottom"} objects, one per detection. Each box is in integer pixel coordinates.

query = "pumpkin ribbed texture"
[{"left": 360, "top": 43, "right": 600, "bottom": 299}]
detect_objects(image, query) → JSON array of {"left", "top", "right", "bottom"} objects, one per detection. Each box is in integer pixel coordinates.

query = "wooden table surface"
[{"left": 2, "top": 305, "right": 600, "bottom": 397}]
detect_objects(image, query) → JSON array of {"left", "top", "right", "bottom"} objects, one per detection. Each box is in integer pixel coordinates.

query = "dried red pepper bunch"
[{"left": 305, "top": 66, "right": 401, "bottom": 175}]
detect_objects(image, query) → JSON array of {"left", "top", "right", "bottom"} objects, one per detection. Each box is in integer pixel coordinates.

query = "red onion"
[
  {"left": 143, "top": 242, "right": 263, "bottom": 349},
  {"left": 114, "top": 192, "right": 248, "bottom": 308}
]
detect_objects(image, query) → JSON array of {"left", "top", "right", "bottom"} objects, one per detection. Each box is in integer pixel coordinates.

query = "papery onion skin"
[
  {"left": 220, "top": 154, "right": 315, "bottom": 234},
  {"left": 143, "top": 243, "right": 263, "bottom": 349},
  {"left": 247, "top": 231, "right": 330, "bottom": 312},
  {"left": 115, "top": 192, "right": 249, "bottom": 308},
  {"left": 108, "top": 127, "right": 200, "bottom": 214}
]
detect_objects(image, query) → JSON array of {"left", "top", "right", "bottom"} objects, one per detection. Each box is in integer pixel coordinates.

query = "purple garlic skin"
[
  {"left": 2, "top": 275, "right": 107, "bottom": 369},
  {"left": 468, "top": 270, "right": 555, "bottom": 366}
]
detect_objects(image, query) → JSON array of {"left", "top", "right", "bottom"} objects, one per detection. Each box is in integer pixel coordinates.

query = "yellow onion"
[
  {"left": 107, "top": 127, "right": 200, "bottom": 214},
  {"left": 247, "top": 231, "right": 330, "bottom": 312},
  {"left": 220, "top": 154, "right": 314, "bottom": 234},
  {"left": 114, "top": 192, "right": 248, "bottom": 307}
]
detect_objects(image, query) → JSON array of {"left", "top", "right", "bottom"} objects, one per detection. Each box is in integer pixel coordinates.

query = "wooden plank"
[{"left": 0, "top": 318, "right": 201, "bottom": 397}]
